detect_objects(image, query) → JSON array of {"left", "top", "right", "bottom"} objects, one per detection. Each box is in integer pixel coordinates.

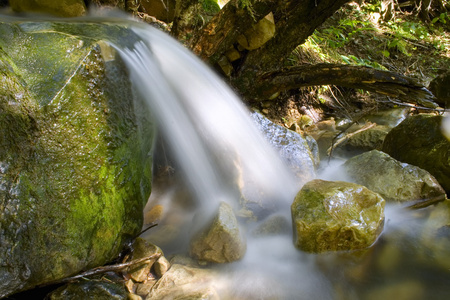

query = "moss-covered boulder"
[
  {"left": 344, "top": 150, "right": 446, "bottom": 208},
  {"left": 291, "top": 180, "right": 385, "bottom": 253},
  {"left": 0, "top": 22, "right": 153, "bottom": 297},
  {"left": 382, "top": 114, "right": 450, "bottom": 194}
]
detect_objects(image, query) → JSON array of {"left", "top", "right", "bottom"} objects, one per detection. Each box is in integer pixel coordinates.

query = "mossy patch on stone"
[
  {"left": 0, "top": 22, "right": 154, "bottom": 297},
  {"left": 291, "top": 179, "right": 385, "bottom": 253}
]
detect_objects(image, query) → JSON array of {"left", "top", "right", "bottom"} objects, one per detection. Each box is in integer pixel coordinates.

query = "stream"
[{"left": 2, "top": 12, "right": 450, "bottom": 299}]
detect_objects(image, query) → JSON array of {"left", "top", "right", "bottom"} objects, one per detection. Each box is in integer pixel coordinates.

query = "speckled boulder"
[{"left": 291, "top": 179, "right": 385, "bottom": 253}]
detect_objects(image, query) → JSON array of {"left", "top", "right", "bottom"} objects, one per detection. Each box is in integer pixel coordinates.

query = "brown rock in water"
[
  {"left": 344, "top": 150, "right": 446, "bottom": 208},
  {"left": 146, "top": 263, "right": 220, "bottom": 300},
  {"left": 190, "top": 202, "right": 246, "bottom": 263},
  {"left": 291, "top": 179, "right": 385, "bottom": 253},
  {"left": 128, "top": 238, "right": 164, "bottom": 283}
]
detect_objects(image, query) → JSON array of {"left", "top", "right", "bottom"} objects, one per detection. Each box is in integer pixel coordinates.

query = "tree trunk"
[{"left": 252, "top": 63, "right": 437, "bottom": 107}]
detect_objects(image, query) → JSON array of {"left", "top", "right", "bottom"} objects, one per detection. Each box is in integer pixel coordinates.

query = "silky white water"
[{"left": 114, "top": 24, "right": 337, "bottom": 298}]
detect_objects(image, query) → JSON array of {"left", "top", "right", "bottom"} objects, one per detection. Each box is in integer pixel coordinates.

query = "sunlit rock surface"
[
  {"left": 237, "top": 12, "right": 276, "bottom": 50},
  {"left": 190, "top": 202, "right": 246, "bottom": 263},
  {"left": 146, "top": 263, "right": 220, "bottom": 300},
  {"left": 128, "top": 238, "right": 164, "bottom": 283},
  {"left": 291, "top": 179, "right": 385, "bottom": 253},
  {"left": 251, "top": 112, "right": 317, "bottom": 183},
  {"left": 382, "top": 114, "right": 450, "bottom": 194},
  {"left": 344, "top": 150, "right": 446, "bottom": 208},
  {"left": 0, "top": 22, "right": 153, "bottom": 297}
]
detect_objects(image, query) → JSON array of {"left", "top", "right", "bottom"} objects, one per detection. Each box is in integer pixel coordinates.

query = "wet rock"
[
  {"left": 0, "top": 23, "right": 153, "bottom": 297},
  {"left": 363, "top": 280, "right": 425, "bottom": 300},
  {"left": 190, "top": 202, "right": 246, "bottom": 263},
  {"left": 251, "top": 112, "right": 317, "bottom": 183},
  {"left": 418, "top": 200, "right": 450, "bottom": 270},
  {"left": 344, "top": 150, "right": 446, "bottom": 207},
  {"left": 382, "top": 114, "right": 450, "bottom": 193},
  {"left": 128, "top": 238, "right": 164, "bottom": 283},
  {"left": 139, "top": 0, "right": 177, "bottom": 22},
  {"left": 428, "top": 71, "right": 450, "bottom": 107},
  {"left": 338, "top": 124, "right": 390, "bottom": 155},
  {"left": 237, "top": 12, "right": 276, "bottom": 50},
  {"left": 146, "top": 263, "right": 220, "bottom": 300},
  {"left": 153, "top": 256, "right": 171, "bottom": 277},
  {"left": 291, "top": 179, "right": 385, "bottom": 253},
  {"left": 48, "top": 281, "right": 128, "bottom": 300},
  {"left": 10, "top": 0, "right": 87, "bottom": 17},
  {"left": 252, "top": 214, "right": 291, "bottom": 237}
]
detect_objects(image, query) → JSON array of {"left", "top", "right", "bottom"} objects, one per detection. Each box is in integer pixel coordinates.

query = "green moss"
[{"left": 0, "top": 22, "right": 154, "bottom": 296}]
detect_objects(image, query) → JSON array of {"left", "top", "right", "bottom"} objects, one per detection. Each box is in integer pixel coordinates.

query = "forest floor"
[{"left": 251, "top": 2, "right": 450, "bottom": 129}]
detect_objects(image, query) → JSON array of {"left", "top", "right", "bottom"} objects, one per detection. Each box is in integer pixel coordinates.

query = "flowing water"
[{"left": 3, "top": 12, "right": 450, "bottom": 299}]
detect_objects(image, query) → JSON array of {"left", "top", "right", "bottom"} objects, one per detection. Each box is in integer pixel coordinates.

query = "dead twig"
[{"left": 40, "top": 253, "right": 162, "bottom": 287}]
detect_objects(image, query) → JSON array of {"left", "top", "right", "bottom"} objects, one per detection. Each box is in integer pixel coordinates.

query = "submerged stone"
[
  {"left": 0, "top": 22, "right": 153, "bottom": 297},
  {"left": 291, "top": 179, "right": 385, "bottom": 253},
  {"left": 146, "top": 263, "right": 220, "bottom": 300},
  {"left": 190, "top": 202, "right": 246, "bottom": 263},
  {"left": 128, "top": 238, "right": 164, "bottom": 283},
  {"left": 344, "top": 150, "right": 446, "bottom": 208},
  {"left": 382, "top": 114, "right": 450, "bottom": 194},
  {"left": 48, "top": 281, "right": 128, "bottom": 300}
]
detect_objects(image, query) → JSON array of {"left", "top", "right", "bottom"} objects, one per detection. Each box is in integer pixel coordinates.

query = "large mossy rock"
[
  {"left": 344, "top": 150, "right": 446, "bottom": 208},
  {"left": 382, "top": 114, "right": 450, "bottom": 194},
  {"left": 0, "top": 22, "right": 153, "bottom": 297},
  {"left": 291, "top": 179, "right": 385, "bottom": 253}
]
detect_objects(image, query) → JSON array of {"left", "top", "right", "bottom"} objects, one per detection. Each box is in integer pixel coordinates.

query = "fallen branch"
[
  {"left": 40, "top": 253, "right": 162, "bottom": 287},
  {"left": 327, "top": 122, "right": 377, "bottom": 158},
  {"left": 254, "top": 63, "right": 438, "bottom": 107}
]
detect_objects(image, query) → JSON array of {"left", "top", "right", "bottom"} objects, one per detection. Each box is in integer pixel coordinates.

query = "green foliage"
[
  {"left": 431, "top": 13, "right": 449, "bottom": 25},
  {"left": 296, "top": 0, "right": 449, "bottom": 75},
  {"left": 201, "top": 0, "right": 221, "bottom": 14}
]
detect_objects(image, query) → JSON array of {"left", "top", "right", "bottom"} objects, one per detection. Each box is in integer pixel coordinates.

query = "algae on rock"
[
  {"left": 344, "top": 150, "right": 446, "bottom": 208},
  {"left": 0, "top": 22, "right": 154, "bottom": 297},
  {"left": 291, "top": 179, "right": 385, "bottom": 253}
]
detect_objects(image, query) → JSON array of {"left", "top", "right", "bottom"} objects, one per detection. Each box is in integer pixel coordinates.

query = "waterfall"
[
  {"left": 115, "top": 26, "right": 299, "bottom": 224},
  {"left": 114, "top": 25, "right": 332, "bottom": 299}
]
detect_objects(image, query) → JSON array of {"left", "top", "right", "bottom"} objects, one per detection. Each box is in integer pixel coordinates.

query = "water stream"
[{"left": 2, "top": 12, "right": 450, "bottom": 299}]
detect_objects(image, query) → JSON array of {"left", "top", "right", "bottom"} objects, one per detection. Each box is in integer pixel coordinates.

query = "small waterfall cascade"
[
  {"left": 116, "top": 26, "right": 300, "bottom": 223},
  {"left": 115, "top": 25, "right": 331, "bottom": 299}
]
